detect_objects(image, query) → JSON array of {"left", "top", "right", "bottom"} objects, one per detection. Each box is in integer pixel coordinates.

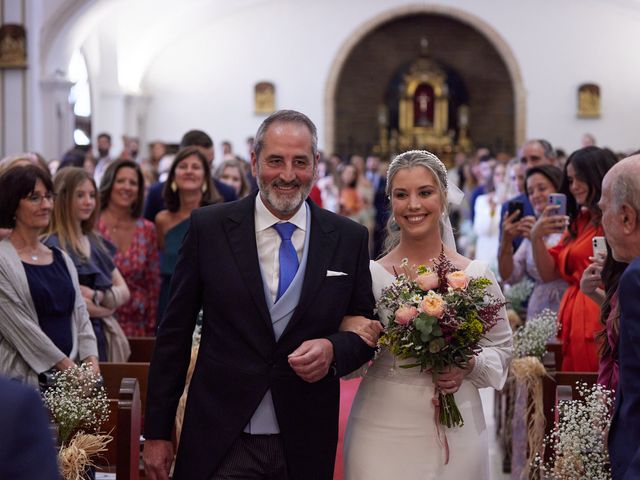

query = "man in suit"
[
  {"left": 0, "top": 376, "right": 60, "bottom": 480},
  {"left": 143, "top": 129, "right": 237, "bottom": 222},
  {"left": 600, "top": 154, "right": 640, "bottom": 479},
  {"left": 143, "top": 110, "right": 377, "bottom": 479}
]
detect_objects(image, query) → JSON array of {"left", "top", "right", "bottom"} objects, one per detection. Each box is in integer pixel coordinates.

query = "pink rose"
[
  {"left": 415, "top": 270, "right": 439, "bottom": 291},
  {"left": 394, "top": 305, "right": 418, "bottom": 326},
  {"left": 446, "top": 270, "right": 469, "bottom": 289},
  {"left": 420, "top": 292, "right": 446, "bottom": 318}
]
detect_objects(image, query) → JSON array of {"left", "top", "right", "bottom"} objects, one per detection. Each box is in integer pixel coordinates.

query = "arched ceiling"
[{"left": 40, "top": 0, "right": 272, "bottom": 90}]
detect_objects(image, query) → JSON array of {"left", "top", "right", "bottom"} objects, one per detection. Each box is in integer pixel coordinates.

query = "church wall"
[
  {"left": 2, "top": 0, "right": 640, "bottom": 160},
  {"left": 141, "top": 0, "right": 640, "bottom": 160}
]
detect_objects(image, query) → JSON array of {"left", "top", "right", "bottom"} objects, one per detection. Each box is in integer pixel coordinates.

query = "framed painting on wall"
[{"left": 0, "top": 24, "right": 27, "bottom": 69}]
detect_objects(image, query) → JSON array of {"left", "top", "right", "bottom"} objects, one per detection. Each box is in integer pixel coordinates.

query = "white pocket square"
[{"left": 326, "top": 270, "right": 348, "bottom": 277}]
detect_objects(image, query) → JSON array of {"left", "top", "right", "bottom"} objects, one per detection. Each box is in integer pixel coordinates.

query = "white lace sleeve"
[{"left": 465, "top": 261, "right": 513, "bottom": 390}]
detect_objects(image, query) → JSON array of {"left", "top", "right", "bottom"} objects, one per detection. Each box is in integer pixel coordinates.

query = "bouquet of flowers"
[
  {"left": 536, "top": 382, "right": 613, "bottom": 479},
  {"left": 42, "top": 363, "right": 111, "bottom": 479},
  {"left": 377, "top": 252, "right": 505, "bottom": 428}
]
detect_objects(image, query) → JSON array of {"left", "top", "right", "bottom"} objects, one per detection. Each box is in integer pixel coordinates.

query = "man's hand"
[
  {"left": 143, "top": 439, "right": 174, "bottom": 480},
  {"left": 288, "top": 339, "right": 334, "bottom": 382}
]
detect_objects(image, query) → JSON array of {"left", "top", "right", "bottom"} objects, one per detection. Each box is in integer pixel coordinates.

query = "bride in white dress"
[{"left": 342, "top": 150, "right": 513, "bottom": 480}]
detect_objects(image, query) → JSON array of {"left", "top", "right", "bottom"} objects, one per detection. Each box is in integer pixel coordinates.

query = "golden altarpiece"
[{"left": 375, "top": 40, "right": 472, "bottom": 165}]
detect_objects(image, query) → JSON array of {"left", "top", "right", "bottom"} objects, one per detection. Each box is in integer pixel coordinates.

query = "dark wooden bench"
[
  {"left": 101, "top": 362, "right": 150, "bottom": 417},
  {"left": 96, "top": 377, "right": 142, "bottom": 480},
  {"left": 128, "top": 337, "right": 156, "bottom": 363},
  {"left": 545, "top": 337, "right": 563, "bottom": 371}
]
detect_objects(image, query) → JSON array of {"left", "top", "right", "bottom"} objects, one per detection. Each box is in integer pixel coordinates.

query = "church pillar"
[
  {"left": 39, "top": 74, "right": 74, "bottom": 161},
  {"left": 124, "top": 92, "right": 151, "bottom": 155},
  {"left": 0, "top": 0, "right": 27, "bottom": 156}
]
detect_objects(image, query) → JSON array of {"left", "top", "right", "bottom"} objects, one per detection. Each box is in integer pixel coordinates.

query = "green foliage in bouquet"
[{"left": 377, "top": 253, "right": 505, "bottom": 428}]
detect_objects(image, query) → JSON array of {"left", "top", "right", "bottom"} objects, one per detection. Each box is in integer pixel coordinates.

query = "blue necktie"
[{"left": 273, "top": 222, "right": 299, "bottom": 301}]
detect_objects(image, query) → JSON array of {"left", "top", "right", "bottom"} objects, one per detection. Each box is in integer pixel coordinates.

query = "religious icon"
[
  {"left": 413, "top": 83, "right": 434, "bottom": 127},
  {"left": 577, "top": 83, "right": 600, "bottom": 118},
  {"left": 254, "top": 82, "right": 275, "bottom": 114},
  {"left": 0, "top": 24, "right": 27, "bottom": 69}
]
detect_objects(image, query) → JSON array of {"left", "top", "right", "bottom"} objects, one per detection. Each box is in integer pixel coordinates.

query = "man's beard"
[
  {"left": 259, "top": 178, "right": 312, "bottom": 216},
  {"left": 98, "top": 148, "right": 109, "bottom": 158}
]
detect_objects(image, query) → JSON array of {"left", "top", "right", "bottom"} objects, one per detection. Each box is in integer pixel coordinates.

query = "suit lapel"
[
  {"left": 224, "top": 194, "right": 274, "bottom": 340},
  {"left": 281, "top": 202, "right": 337, "bottom": 338}
]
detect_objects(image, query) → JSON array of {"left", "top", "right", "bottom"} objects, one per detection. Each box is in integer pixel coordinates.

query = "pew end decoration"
[
  {"left": 42, "top": 363, "right": 112, "bottom": 479},
  {"left": 535, "top": 382, "right": 613, "bottom": 479},
  {"left": 510, "top": 308, "right": 558, "bottom": 478}
]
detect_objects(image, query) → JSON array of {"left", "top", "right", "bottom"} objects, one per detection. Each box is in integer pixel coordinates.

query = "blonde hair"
[
  {"left": 383, "top": 150, "right": 449, "bottom": 253},
  {"left": 47, "top": 167, "right": 103, "bottom": 260}
]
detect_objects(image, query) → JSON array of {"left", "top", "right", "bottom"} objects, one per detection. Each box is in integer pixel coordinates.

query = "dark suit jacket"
[
  {"left": 0, "top": 377, "right": 60, "bottom": 480},
  {"left": 143, "top": 178, "right": 237, "bottom": 222},
  {"left": 144, "top": 193, "right": 375, "bottom": 479},
  {"left": 610, "top": 257, "right": 640, "bottom": 479}
]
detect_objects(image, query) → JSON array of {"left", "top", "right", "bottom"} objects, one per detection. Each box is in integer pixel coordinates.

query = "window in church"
[{"left": 68, "top": 50, "right": 91, "bottom": 145}]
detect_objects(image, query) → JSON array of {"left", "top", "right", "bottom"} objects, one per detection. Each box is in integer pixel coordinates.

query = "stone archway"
[{"left": 324, "top": 5, "right": 525, "bottom": 157}]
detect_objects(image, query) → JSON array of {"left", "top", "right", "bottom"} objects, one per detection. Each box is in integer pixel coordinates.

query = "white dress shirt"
[{"left": 255, "top": 194, "right": 306, "bottom": 302}]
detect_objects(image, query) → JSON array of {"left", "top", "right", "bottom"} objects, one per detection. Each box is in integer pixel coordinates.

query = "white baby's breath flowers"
[
  {"left": 513, "top": 309, "right": 558, "bottom": 359},
  {"left": 504, "top": 277, "right": 535, "bottom": 315},
  {"left": 535, "top": 382, "right": 613, "bottom": 479},
  {"left": 42, "top": 363, "right": 109, "bottom": 445}
]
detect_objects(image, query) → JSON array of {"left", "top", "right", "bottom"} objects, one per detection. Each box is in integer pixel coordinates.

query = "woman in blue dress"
[
  {"left": 154, "top": 147, "right": 221, "bottom": 324},
  {"left": 0, "top": 165, "right": 98, "bottom": 387}
]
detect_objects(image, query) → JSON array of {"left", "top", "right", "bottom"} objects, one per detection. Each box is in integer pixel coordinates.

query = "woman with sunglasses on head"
[
  {"left": 45, "top": 167, "right": 131, "bottom": 362},
  {"left": 0, "top": 165, "right": 98, "bottom": 387}
]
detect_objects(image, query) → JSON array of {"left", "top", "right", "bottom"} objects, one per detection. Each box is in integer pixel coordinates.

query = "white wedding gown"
[{"left": 344, "top": 260, "right": 513, "bottom": 480}]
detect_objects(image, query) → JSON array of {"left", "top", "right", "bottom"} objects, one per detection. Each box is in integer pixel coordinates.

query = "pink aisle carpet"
[{"left": 334, "top": 378, "right": 361, "bottom": 480}]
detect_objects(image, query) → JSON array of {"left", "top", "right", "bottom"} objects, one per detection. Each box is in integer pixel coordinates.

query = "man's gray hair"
[
  {"left": 525, "top": 139, "right": 556, "bottom": 160},
  {"left": 253, "top": 110, "right": 318, "bottom": 161},
  {"left": 612, "top": 163, "right": 640, "bottom": 215}
]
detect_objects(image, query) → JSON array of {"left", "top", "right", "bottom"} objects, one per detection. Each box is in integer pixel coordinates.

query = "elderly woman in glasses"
[{"left": 0, "top": 165, "right": 98, "bottom": 388}]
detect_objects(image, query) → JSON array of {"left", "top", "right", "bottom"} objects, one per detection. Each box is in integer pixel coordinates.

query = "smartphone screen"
[
  {"left": 507, "top": 201, "right": 524, "bottom": 221},
  {"left": 548, "top": 193, "right": 567, "bottom": 216}
]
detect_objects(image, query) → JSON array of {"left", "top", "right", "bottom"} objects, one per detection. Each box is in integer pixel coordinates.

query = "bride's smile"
[{"left": 391, "top": 166, "right": 443, "bottom": 237}]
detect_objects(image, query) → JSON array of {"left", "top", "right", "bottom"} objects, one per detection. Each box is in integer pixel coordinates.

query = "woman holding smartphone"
[
  {"left": 530, "top": 146, "right": 617, "bottom": 371},
  {"left": 499, "top": 165, "right": 568, "bottom": 320}
]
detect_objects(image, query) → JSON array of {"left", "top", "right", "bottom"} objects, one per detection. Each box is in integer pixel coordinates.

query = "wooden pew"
[
  {"left": 96, "top": 377, "right": 142, "bottom": 480},
  {"left": 542, "top": 370, "right": 598, "bottom": 461},
  {"left": 128, "top": 337, "right": 156, "bottom": 363},
  {"left": 545, "top": 337, "right": 563, "bottom": 371},
  {"left": 101, "top": 362, "right": 150, "bottom": 417}
]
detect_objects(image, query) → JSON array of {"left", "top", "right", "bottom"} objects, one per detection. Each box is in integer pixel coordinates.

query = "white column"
[
  {"left": 124, "top": 92, "right": 151, "bottom": 157},
  {"left": 39, "top": 75, "right": 74, "bottom": 161},
  {"left": 0, "top": 0, "right": 27, "bottom": 156}
]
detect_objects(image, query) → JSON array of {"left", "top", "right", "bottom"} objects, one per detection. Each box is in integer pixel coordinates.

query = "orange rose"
[
  {"left": 420, "top": 292, "right": 446, "bottom": 318},
  {"left": 446, "top": 270, "right": 469, "bottom": 289}
]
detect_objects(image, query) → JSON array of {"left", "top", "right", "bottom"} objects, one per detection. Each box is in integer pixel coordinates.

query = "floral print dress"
[{"left": 98, "top": 217, "right": 160, "bottom": 336}]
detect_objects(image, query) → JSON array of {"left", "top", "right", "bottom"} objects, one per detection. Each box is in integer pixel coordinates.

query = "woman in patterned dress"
[{"left": 97, "top": 159, "right": 161, "bottom": 337}]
